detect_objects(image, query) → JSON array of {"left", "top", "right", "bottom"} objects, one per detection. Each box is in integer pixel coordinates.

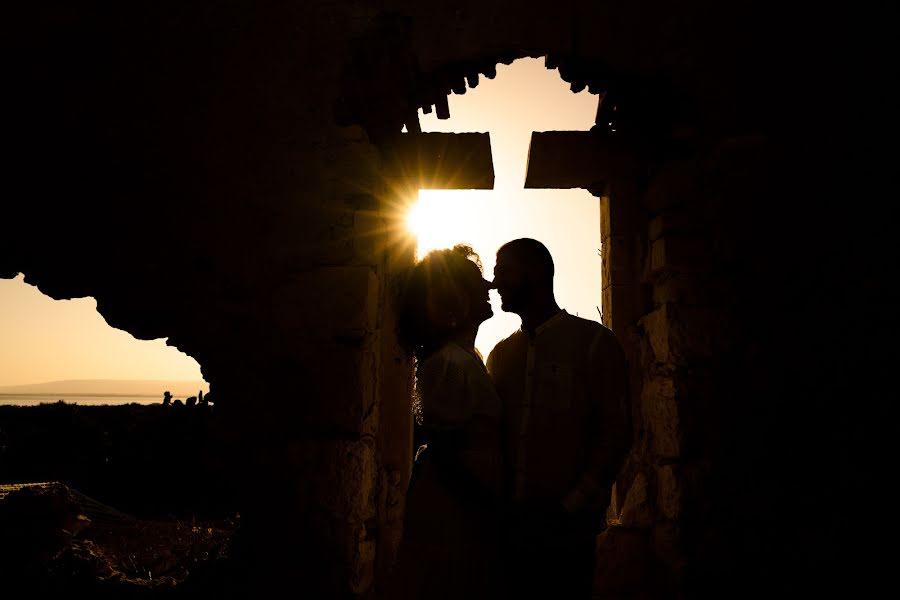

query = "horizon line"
[
  {"left": 0, "top": 377, "right": 209, "bottom": 387},
  {"left": 0, "top": 392, "right": 169, "bottom": 398}
]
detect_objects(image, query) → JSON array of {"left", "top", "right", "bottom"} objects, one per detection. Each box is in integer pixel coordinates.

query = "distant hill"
[{"left": 0, "top": 379, "right": 209, "bottom": 397}]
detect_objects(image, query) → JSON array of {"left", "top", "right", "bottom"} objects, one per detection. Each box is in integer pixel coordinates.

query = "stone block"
[
  {"left": 525, "top": 131, "right": 613, "bottom": 190},
  {"left": 601, "top": 285, "right": 613, "bottom": 329},
  {"left": 315, "top": 347, "right": 378, "bottom": 432},
  {"left": 656, "top": 464, "right": 683, "bottom": 520},
  {"left": 670, "top": 460, "right": 714, "bottom": 520},
  {"left": 650, "top": 234, "right": 713, "bottom": 274},
  {"left": 317, "top": 134, "right": 383, "bottom": 198},
  {"left": 380, "top": 133, "right": 494, "bottom": 190},
  {"left": 320, "top": 206, "right": 394, "bottom": 268},
  {"left": 372, "top": 465, "right": 407, "bottom": 593},
  {"left": 351, "top": 539, "right": 377, "bottom": 595},
  {"left": 641, "top": 377, "right": 682, "bottom": 458},
  {"left": 377, "top": 327, "right": 415, "bottom": 474},
  {"left": 285, "top": 440, "right": 376, "bottom": 542},
  {"left": 600, "top": 180, "right": 644, "bottom": 237},
  {"left": 265, "top": 346, "right": 377, "bottom": 434},
  {"left": 343, "top": 193, "right": 380, "bottom": 211},
  {"left": 639, "top": 303, "right": 733, "bottom": 366},
  {"left": 648, "top": 209, "right": 703, "bottom": 241},
  {"left": 651, "top": 270, "right": 734, "bottom": 307},
  {"left": 266, "top": 205, "right": 363, "bottom": 266},
  {"left": 334, "top": 124, "right": 369, "bottom": 143},
  {"left": 619, "top": 471, "right": 654, "bottom": 528},
  {"left": 600, "top": 194, "right": 612, "bottom": 240},
  {"left": 643, "top": 159, "right": 701, "bottom": 212},
  {"left": 350, "top": 211, "right": 388, "bottom": 268},
  {"left": 601, "top": 234, "right": 633, "bottom": 286},
  {"left": 602, "top": 283, "right": 643, "bottom": 338},
  {"left": 651, "top": 521, "right": 685, "bottom": 585},
  {"left": 605, "top": 481, "right": 621, "bottom": 525},
  {"left": 641, "top": 374, "right": 721, "bottom": 459},
  {"left": 271, "top": 266, "right": 379, "bottom": 343},
  {"left": 285, "top": 438, "right": 377, "bottom": 593},
  {"left": 594, "top": 526, "right": 662, "bottom": 598},
  {"left": 316, "top": 209, "right": 357, "bottom": 266}
]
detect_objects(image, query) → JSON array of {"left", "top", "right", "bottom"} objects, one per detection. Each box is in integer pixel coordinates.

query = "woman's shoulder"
[
  {"left": 419, "top": 343, "right": 455, "bottom": 369},
  {"left": 423, "top": 342, "right": 481, "bottom": 370},
  {"left": 418, "top": 343, "right": 467, "bottom": 389},
  {"left": 417, "top": 343, "right": 492, "bottom": 403}
]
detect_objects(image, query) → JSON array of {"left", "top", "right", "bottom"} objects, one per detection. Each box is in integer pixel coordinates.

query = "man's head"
[{"left": 493, "top": 238, "right": 555, "bottom": 314}]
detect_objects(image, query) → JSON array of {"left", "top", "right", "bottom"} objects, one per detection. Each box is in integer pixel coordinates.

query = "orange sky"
[
  {"left": 0, "top": 273, "right": 205, "bottom": 387},
  {"left": 0, "top": 57, "right": 600, "bottom": 386}
]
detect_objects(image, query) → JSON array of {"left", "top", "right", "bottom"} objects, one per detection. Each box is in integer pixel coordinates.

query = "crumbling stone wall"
[{"left": 3, "top": 1, "right": 891, "bottom": 598}]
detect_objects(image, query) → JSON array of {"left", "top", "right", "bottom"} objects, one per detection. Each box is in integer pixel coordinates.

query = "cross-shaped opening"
[{"left": 401, "top": 57, "right": 604, "bottom": 358}]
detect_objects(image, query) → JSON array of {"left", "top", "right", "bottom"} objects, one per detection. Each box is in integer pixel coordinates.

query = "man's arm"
[{"left": 562, "top": 329, "right": 631, "bottom": 513}]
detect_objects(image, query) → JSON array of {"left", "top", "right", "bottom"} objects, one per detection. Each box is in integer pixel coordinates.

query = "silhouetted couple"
[{"left": 389, "top": 239, "right": 631, "bottom": 599}]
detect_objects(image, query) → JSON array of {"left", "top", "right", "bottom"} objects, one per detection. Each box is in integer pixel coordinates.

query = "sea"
[{"left": 0, "top": 395, "right": 166, "bottom": 406}]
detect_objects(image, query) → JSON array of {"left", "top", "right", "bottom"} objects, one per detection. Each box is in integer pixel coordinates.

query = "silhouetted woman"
[{"left": 388, "top": 244, "right": 505, "bottom": 599}]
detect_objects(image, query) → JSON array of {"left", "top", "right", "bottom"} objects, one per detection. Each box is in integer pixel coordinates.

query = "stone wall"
[{"left": 3, "top": 1, "right": 892, "bottom": 597}]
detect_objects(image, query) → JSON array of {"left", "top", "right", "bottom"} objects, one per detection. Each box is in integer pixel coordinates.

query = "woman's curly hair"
[{"left": 396, "top": 244, "right": 483, "bottom": 366}]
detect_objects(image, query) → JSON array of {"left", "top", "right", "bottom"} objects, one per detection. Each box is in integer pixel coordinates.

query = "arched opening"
[
  {"left": 0, "top": 274, "right": 235, "bottom": 589},
  {"left": 0, "top": 274, "right": 207, "bottom": 405}
]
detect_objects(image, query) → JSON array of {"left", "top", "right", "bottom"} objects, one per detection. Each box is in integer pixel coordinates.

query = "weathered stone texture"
[
  {"left": 594, "top": 526, "right": 666, "bottom": 599},
  {"left": 601, "top": 234, "right": 635, "bottom": 285},
  {"left": 650, "top": 520, "right": 685, "bottom": 586},
  {"left": 642, "top": 374, "right": 720, "bottom": 455},
  {"left": 650, "top": 234, "right": 714, "bottom": 274},
  {"left": 285, "top": 437, "right": 378, "bottom": 595},
  {"left": 639, "top": 303, "right": 733, "bottom": 367},
  {"left": 655, "top": 465, "right": 683, "bottom": 521},
  {"left": 619, "top": 471, "right": 654, "bottom": 528},
  {"left": 525, "top": 131, "right": 620, "bottom": 189},
  {"left": 648, "top": 210, "right": 703, "bottom": 242},
  {"left": 643, "top": 159, "right": 702, "bottom": 213},
  {"left": 650, "top": 270, "right": 735, "bottom": 307},
  {"left": 641, "top": 377, "right": 682, "bottom": 458},
  {"left": 274, "top": 267, "right": 377, "bottom": 336},
  {"left": 380, "top": 132, "right": 494, "bottom": 189}
]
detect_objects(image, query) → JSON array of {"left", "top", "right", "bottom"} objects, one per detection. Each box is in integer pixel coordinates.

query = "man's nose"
[{"left": 486, "top": 279, "right": 497, "bottom": 290}]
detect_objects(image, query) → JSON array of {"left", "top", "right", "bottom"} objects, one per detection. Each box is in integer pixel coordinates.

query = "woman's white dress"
[{"left": 388, "top": 342, "right": 505, "bottom": 599}]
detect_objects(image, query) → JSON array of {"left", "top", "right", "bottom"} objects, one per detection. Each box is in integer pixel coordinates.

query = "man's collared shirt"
[{"left": 487, "top": 310, "right": 629, "bottom": 512}]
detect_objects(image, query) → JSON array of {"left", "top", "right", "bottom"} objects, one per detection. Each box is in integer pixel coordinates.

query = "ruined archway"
[
  {"left": 348, "top": 48, "right": 681, "bottom": 596},
  {"left": 3, "top": 2, "right": 882, "bottom": 598}
]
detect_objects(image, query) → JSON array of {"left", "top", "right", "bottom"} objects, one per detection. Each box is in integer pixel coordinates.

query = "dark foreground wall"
[{"left": 3, "top": 1, "right": 896, "bottom": 597}]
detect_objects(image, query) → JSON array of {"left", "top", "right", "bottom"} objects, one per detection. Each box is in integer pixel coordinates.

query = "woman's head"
[{"left": 397, "top": 244, "right": 493, "bottom": 361}]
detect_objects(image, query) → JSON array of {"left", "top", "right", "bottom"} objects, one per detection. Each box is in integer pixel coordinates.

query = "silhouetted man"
[{"left": 486, "top": 238, "right": 631, "bottom": 598}]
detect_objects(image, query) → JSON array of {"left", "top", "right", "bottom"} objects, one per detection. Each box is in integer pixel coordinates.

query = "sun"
[
  {"left": 405, "top": 200, "right": 432, "bottom": 240},
  {"left": 405, "top": 191, "right": 469, "bottom": 258},
  {"left": 405, "top": 190, "right": 495, "bottom": 259}
]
